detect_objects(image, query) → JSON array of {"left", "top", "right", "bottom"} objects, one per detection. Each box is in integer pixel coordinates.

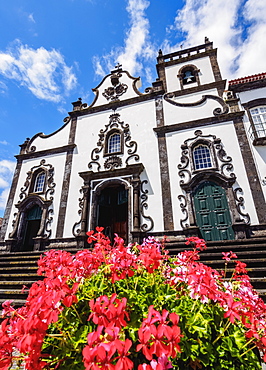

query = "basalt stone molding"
[
  {"left": 154, "top": 95, "right": 174, "bottom": 231},
  {"left": 56, "top": 117, "right": 78, "bottom": 238},
  {"left": 73, "top": 164, "right": 146, "bottom": 244},
  {"left": 154, "top": 111, "right": 245, "bottom": 135},
  {"left": 18, "top": 116, "right": 71, "bottom": 155},
  {"left": 56, "top": 147, "right": 75, "bottom": 238},
  {"left": 176, "top": 130, "right": 251, "bottom": 239},
  {"left": 0, "top": 160, "right": 22, "bottom": 242},
  {"left": 140, "top": 180, "right": 154, "bottom": 232},
  {"left": 233, "top": 117, "right": 266, "bottom": 223},
  {"left": 164, "top": 93, "right": 229, "bottom": 116}
]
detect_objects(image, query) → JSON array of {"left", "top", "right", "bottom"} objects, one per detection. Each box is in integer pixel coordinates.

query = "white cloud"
[
  {"left": 93, "top": 0, "right": 156, "bottom": 81},
  {"left": 0, "top": 41, "right": 77, "bottom": 102},
  {"left": 0, "top": 140, "right": 8, "bottom": 145},
  {"left": 28, "top": 13, "right": 35, "bottom": 23},
  {"left": 0, "top": 188, "right": 10, "bottom": 212},
  {"left": 169, "top": 0, "right": 266, "bottom": 79},
  {"left": 235, "top": 0, "right": 266, "bottom": 77},
  {"left": 0, "top": 160, "right": 16, "bottom": 212}
]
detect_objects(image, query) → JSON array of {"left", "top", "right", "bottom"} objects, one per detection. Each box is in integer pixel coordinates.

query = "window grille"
[
  {"left": 34, "top": 172, "right": 46, "bottom": 193},
  {"left": 250, "top": 106, "right": 266, "bottom": 138},
  {"left": 108, "top": 133, "right": 121, "bottom": 153},
  {"left": 193, "top": 144, "right": 212, "bottom": 170}
]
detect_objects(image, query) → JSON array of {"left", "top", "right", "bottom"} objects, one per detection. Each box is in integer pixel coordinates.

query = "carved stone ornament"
[
  {"left": 18, "top": 159, "right": 55, "bottom": 202},
  {"left": 177, "top": 130, "right": 236, "bottom": 188},
  {"left": 9, "top": 159, "right": 55, "bottom": 242},
  {"left": 140, "top": 180, "right": 154, "bottom": 232},
  {"left": 176, "top": 131, "right": 250, "bottom": 233},
  {"left": 233, "top": 188, "right": 251, "bottom": 225},
  {"left": 88, "top": 113, "right": 139, "bottom": 171},
  {"left": 164, "top": 93, "right": 229, "bottom": 116},
  {"left": 104, "top": 155, "right": 122, "bottom": 170},
  {"left": 102, "top": 72, "right": 128, "bottom": 101}
]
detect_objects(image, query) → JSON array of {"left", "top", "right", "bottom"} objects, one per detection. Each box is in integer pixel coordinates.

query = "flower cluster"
[{"left": 0, "top": 229, "right": 266, "bottom": 370}]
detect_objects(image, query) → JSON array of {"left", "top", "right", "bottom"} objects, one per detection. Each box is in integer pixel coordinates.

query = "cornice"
[
  {"left": 68, "top": 90, "right": 164, "bottom": 118},
  {"left": 15, "top": 144, "right": 76, "bottom": 161},
  {"left": 153, "top": 111, "right": 245, "bottom": 135}
]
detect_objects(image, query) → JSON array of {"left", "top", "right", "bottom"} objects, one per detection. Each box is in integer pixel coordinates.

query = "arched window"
[
  {"left": 34, "top": 171, "right": 46, "bottom": 193},
  {"left": 178, "top": 64, "right": 200, "bottom": 89},
  {"left": 193, "top": 144, "right": 212, "bottom": 170},
  {"left": 183, "top": 69, "right": 196, "bottom": 85},
  {"left": 250, "top": 106, "right": 266, "bottom": 138},
  {"left": 108, "top": 132, "right": 121, "bottom": 154}
]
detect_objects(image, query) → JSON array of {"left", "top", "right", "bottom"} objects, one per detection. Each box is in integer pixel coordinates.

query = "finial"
[{"left": 114, "top": 63, "right": 122, "bottom": 70}]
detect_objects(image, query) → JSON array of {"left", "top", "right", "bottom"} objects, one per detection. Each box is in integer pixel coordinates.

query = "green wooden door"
[{"left": 193, "top": 181, "right": 234, "bottom": 241}]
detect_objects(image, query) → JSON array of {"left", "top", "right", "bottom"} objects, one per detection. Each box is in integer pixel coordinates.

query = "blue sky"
[{"left": 0, "top": 0, "right": 266, "bottom": 217}]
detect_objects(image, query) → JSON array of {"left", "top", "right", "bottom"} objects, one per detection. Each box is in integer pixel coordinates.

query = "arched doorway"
[
  {"left": 97, "top": 184, "right": 128, "bottom": 243},
  {"left": 22, "top": 205, "right": 42, "bottom": 251},
  {"left": 193, "top": 181, "right": 234, "bottom": 241}
]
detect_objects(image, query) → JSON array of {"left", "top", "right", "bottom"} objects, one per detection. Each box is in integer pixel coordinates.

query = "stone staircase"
[
  {"left": 167, "top": 237, "right": 266, "bottom": 300},
  {"left": 0, "top": 238, "right": 266, "bottom": 309},
  {"left": 0, "top": 251, "right": 43, "bottom": 308}
]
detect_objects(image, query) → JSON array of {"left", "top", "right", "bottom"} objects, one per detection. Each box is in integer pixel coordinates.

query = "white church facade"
[{"left": 1, "top": 38, "right": 266, "bottom": 252}]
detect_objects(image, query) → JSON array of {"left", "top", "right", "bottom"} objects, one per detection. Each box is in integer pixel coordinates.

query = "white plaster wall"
[
  {"left": 64, "top": 100, "right": 164, "bottom": 238},
  {"left": 165, "top": 56, "right": 215, "bottom": 92},
  {"left": 6, "top": 153, "right": 67, "bottom": 239},
  {"left": 28, "top": 120, "right": 70, "bottom": 152},
  {"left": 163, "top": 88, "right": 221, "bottom": 125},
  {"left": 236, "top": 87, "right": 266, "bottom": 105},
  {"left": 166, "top": 121, "right": 259, "bottom": 231}
]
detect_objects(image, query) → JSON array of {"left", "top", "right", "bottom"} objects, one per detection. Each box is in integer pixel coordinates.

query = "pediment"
[{"left": 89, "top": 68, "right": 143, "bottom": 108}]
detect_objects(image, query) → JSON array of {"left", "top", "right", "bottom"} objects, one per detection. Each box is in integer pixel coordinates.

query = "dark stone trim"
[
  {"left": 79, "top": 163, "right": 144, "bottom": 184},
  {"left": 154, "top": 111, "right": 245, "bottom": 135},
  {"left": 242, "top": 98, "right": 266, "bottom": 109},
  {"left": 229, "top": 79, "right": 266, "bottom": 93},
  {"left": 0, "top": 160, "right": 22, "bottom": 241},
  {"left": 56, "top": 118, "right": 77, "bottom": 238},
  {"left": 209, "top": 49, "right": 222, "bottom": 83},
  {"left": 233, "top": 116, "right": 266, "bottom": 223},
  {"left": 20, "top": 117, "right": 71, "bottom": 154},
  {"left": 165, "top": 80, "right": 226, "bottom": 99},
  {"left": 68, "top": 117, "right": 78, "bottom": 145},
  {"left": 157, "top": 45, "right": 216, "bottom": 68},
  {"left": 15, "top": 144, "right": 76, "bottom": 161},
  {"left": 155, "top": 96, "right": 174, "bottom": 231},
  {"left": 177, "top": 64, "right": 200, "bottom": 90},
  {"left": 68, "top": 90, "right": 164, "bottom": 118},
  {"left": 253, "top": 137, "right": 266, "bottom": 146},
  {"left": 76, "top": 164, "right": 145, "bottom": 245},
  {"left": 164, "top": 93, "right": 229, "bottom": 116}
]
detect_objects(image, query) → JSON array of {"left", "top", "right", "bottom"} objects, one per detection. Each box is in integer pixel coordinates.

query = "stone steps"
[
  {"left": 166, "top": 237, "right": 266, "bottom": 300},
  {"left": 0, "top": 238, "right": 266, "bottom": 307}
]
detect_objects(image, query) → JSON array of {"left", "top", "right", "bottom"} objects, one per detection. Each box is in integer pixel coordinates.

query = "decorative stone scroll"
[
  {"left": 88, "top": 113, "right": 139, "bottom": 171},
  {"left": 164, "top": 93, "right": 229, "bottom": 116},
  {"left": 140, "top": 180, "right": 154, "bottom": 232}
]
